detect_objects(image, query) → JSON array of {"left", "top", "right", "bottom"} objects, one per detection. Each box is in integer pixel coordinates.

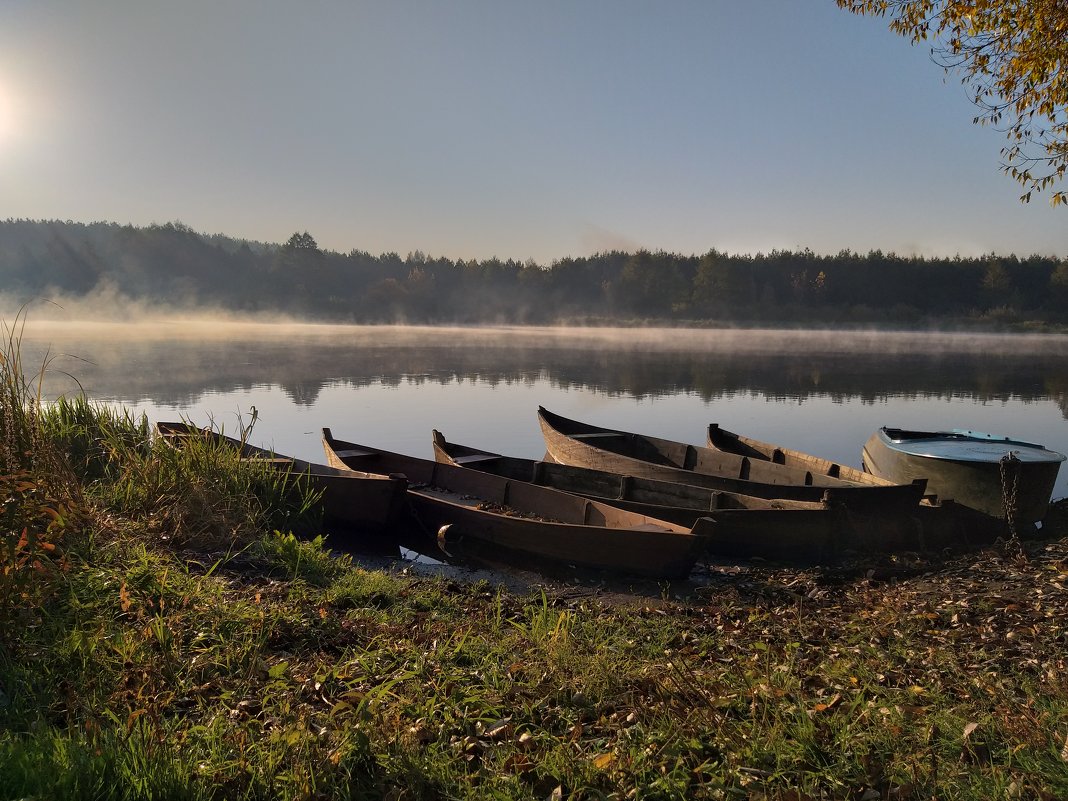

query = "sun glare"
[
  {"left": 0, "top": 79, "right": 19, "bottom": 147},
  {"left": 0, "top": 88, "right": 10, "bottom": 145}
]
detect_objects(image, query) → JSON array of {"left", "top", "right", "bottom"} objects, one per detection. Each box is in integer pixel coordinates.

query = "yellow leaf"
[{"left": 593, "top": 752, "right": 615, "bottom": 769}]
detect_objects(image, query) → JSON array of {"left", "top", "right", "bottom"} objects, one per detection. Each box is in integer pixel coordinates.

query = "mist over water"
[{"left": 16, "top": 319, "right": 1068, "bottom": 500}]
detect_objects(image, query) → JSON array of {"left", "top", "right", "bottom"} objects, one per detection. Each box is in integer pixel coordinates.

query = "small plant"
[
  {"left": 325, "top": 564, "right": 404, "bottom": 609},
  {"left": 257, "top": 530, "right": 341, "bottom": 585}
]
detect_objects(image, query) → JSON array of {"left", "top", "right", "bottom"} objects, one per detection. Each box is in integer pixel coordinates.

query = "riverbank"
[
  {"left": 5, "top": 498, "right": 1068, "bottom": 800},
  {"left": 2, "top": 346, "right": 1067, "bottom": 798}
]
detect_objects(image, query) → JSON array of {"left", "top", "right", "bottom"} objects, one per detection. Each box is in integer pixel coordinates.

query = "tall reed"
[
  {"left": 39, "top": 397, "right": 321, "bottom": 551},
  {"left": 0, "top": 312, "right": 77, "bottom": 633},
  {"left": 137, "top": 420, "right": 322, "bottom": 550}
]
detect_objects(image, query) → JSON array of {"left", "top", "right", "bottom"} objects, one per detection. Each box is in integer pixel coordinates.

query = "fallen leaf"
[
  {"left": 809, "top": 693, "right": 842, "bottom": 716},
  {"left": 899, "top": 705, "right": 926, "bottom": 720},
  {"left": 592, "top": 752, "right": 615, "bottom": 769},
  {"left": 483, "top": 717, "right": 513, "bottom": 740},
  {"left": 503, "top": 752, "right": 534, "bottom": 774}
]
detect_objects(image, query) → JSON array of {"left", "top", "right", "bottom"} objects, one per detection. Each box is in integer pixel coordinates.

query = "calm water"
[{"left": 20, "top": 321, "right": 1068, "bottom": 504}]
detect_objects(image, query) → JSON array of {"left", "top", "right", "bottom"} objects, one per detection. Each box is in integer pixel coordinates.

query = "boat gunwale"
[{"left": 877, "top": 427, "right": 1067, "bottom": 464}]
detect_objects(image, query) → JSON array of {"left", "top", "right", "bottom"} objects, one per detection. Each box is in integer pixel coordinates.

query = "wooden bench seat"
[
  {"left": 452, "top": 454, "right": 500, "bottom": 465},
  {"left": 335, "top": 448, "right": 379, "bottom": 459}
]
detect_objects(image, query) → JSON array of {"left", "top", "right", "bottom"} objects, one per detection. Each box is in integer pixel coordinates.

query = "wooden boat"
[
  {"left": 538, "top": 407, "right": 927, "bottom": 510},
  {"left": 155, "top": 422, "right": 408, "bottom": 532},
  {"left": 862, "top": 427, "right": 1066, "bottom": 524},
  {"left": 433, "top": 429, "right": 825, "bottom": 527},
  {"left": 322, "top": 428, "right": 704, "bottom": 579},
  {"left": 433, "top": 430, "right": 995, "bottom": 561},
  {"left": 706, "top": 423, "right": 896, "bottom": 487}
]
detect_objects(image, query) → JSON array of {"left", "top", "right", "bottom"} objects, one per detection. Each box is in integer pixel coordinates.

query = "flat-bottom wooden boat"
[
  {"left": 433, "top": 431, "right": 997, "bottom": 561},
  {"left": 538, "top": 407, "right": 927, "bottom": 511},
  {"left": 862, "top": 427, "right": 1066, "bottom": 524},
  {"left": 156, "top": 422, "right": 408, "bottom": 532},
  {"left": 434, "top": 430, "right": 826, "bottom": 527},
  {"left": 706, "top": 423, "right": 899, "bottom": 487},
  {"left": 323, "top": 428, "right": 704, "bottom": 579}
]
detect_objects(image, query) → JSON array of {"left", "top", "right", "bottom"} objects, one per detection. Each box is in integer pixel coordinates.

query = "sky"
[{"left": 2, "top": 1, "right": 1066, "bottom": 265}]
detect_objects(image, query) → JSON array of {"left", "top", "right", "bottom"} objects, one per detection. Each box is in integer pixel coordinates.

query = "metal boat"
[{"left": 861, "top": 427, "right": 1065, "bottom": 523}]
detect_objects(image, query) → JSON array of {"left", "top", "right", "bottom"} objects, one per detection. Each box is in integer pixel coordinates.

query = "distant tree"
[
  {"left": 1049, "top": 259, "right": 1068, "bottom": 309},
  {"left": 838, "top": 0, "right": 1068, "bottom": 205},
  {"left": 404, "top": 266, "right": 439, "bottom": 320},
  {"left": 273, "top": 232, "right": 324, "bottom": 309},
  {"left": 362, "top": 278, "right": 408, "bottom": 321},
  {"left": 692, "top": 249, "right": 752, "bottom": 313},
  {"left": 982, "top": 260, "right": 1008, "bottom": 294},
  {"left": 618, "top": 250, "right": 689, "bottom": 315},
  {"left": 282, "top": 231, "right": 321, "bottom": 253}
]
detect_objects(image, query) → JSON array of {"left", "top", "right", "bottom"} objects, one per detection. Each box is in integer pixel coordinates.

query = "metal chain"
[{"left": 999, "top": 451, "right": 1021, "bottom": 539}]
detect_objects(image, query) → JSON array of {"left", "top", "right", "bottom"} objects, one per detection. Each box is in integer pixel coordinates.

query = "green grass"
[{"left": 2, "top": 321, "right": 1068, "bottom": 799}]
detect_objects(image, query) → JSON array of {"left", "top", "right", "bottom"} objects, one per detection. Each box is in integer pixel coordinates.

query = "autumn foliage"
[{"left": 838, "top": 0, "right": 1068, "bottom": 205}]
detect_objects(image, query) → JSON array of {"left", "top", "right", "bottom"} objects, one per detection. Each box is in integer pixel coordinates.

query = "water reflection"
[{"left": 22, "top": 322, "right": 1068, "bottom": 413}]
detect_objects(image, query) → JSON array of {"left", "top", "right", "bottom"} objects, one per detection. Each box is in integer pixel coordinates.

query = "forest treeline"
[{"left": 2, "top": 219, "right": 1067, "bottom": 325}]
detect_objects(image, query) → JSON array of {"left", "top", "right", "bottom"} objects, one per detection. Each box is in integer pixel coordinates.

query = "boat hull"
[
  {"left": 702, "top": 499, "right": 1000, "bottom": 560},
  {"left": 862, "top": 428, "right": 1064, "bottom": 523}
]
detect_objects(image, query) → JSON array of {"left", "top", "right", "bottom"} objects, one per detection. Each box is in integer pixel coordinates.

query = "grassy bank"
[{"left": 1, "top": 327, "right": 1067, "bottom": 800}]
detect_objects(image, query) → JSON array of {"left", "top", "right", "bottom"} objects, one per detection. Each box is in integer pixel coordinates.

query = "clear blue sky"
[{"left": 2, "top": 1, "right": 1065, "bottom": 264}]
